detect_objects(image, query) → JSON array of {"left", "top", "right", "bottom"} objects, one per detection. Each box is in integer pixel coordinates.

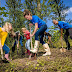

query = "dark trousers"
[
  {"left": 64, "top": 28, "right": 72, "bottom": 49},
  {"left": 12, "top": 36, "right": 23, "bottom": 52}
]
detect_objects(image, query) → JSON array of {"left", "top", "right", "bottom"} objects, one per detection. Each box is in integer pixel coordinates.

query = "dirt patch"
[{"left": 0, "top": 48, "right": 72, "bottom": 72}]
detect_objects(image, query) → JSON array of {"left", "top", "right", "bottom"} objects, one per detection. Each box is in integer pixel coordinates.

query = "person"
[
  {"left": 0, "top": 22, "right": 12, "bottom": 61},
  {"left": 53, "top": 20, "right": 72, "bottom": 50},
  {"left": 10, "top": 30, "right": 24, "bottom": 55},
  {"left": 44, "top": 32, "right": 54, "bottom": 47},
  {"left": 23, "top": 9, "right": 51, "bottom": 56},
  {"left": 21, "top": 28, "right": 31, "bottom": 55}
]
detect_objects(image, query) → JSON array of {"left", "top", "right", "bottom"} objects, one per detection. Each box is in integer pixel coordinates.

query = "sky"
[
  {"left": 0, "top": 0, "right": 72, "bottom": 32},
  {"left": 47, "top": 0, "right": 72, "bottom": 26},
  {"left": 62, "top": 0, "right": 72, "bottom": 19}
]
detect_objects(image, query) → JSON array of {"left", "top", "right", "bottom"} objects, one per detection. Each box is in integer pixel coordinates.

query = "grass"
[{"left": 0, "top": 47, "right": 72, "bottom": 72}]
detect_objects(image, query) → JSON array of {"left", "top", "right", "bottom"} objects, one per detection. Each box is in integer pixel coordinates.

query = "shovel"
[
  {"left": 29, "top": 26, "right": 37, "bottom": 60},
  {"left": 29, "top": 26, "right": 34, "bottom": 59},
  {"left": 30, "top": 26, "right": 33, "bottom": 49},
  {"left": 17, "top": 31, "right": 20, "bottom": 54},
  {"left": 60, "top": 38, "right": 66, "bottom": 53}
]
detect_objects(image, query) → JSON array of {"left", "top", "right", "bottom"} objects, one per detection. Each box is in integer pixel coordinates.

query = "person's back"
[
  {"left": 58, "top": 21, "right": 72, "bottom": 29},
  {"left": 30, "top": 15, "right": 46, "bottom": 28}
]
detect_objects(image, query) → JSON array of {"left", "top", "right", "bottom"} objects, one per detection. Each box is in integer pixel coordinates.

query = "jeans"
[
  {"left": 35, "top": 24, "right": 47, "bottom": 45},
  {"left": 3, "top": 44, "right": 10, "bottom": 54},
  {"left": 25, "top": 39, "right": 31, "bottom": 50},
  {"left": 19, "top": 36, "right": 23, "bottom": 46},
  {"left": 13, "top": 36, "right": 23, "bottom": 47},
  {"left": 12, "top": 36, "right": 23, "bottom": 52}
]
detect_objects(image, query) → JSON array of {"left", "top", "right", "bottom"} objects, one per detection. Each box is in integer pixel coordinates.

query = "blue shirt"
[
  {"left": 30, "top": 15, "right": 46, "bottom": 28},
  {"left": 58, "top": 21, "right": 72, "bottom": 29}
]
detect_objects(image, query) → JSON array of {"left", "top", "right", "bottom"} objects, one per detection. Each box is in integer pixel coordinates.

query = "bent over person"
[{"left": 23, "top": 9, "right": 51, "bottom": 56}]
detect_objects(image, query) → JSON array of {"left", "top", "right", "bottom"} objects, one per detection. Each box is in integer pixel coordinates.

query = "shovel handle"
[
  {"left": 61, "top": 38, "right": 63, "bottom": 48},
  {"left": 30, "top": 26, "right": 33, "bottom": 49}
]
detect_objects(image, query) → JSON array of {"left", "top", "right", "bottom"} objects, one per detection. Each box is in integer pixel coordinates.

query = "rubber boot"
[
  {"left": 28, "top": 50, "right": 30, "bottom": 55},
  {"left": 30, "top": 40, "right": 40, "bottom": 53},
  {"left": 43, "top": 43, "right": 51, "bottom": 56}
]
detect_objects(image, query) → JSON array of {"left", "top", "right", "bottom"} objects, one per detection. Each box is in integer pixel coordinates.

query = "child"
[
  {"left": 23, "top": 9, "right": 51, "bottom": 56},
  {"left": 0, "top": 22, "right": 12, "bottom": 61},
  {"left": 10, "top": 31, "right": 24, "bottom": 55},
  {"left": 53, "top": 20, "right": 72, "bottom": 50},
  {"left": 21, "top": 28, "right": 31, "bottom": 55}
]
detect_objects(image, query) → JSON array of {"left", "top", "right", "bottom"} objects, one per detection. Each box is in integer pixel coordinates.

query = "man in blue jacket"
[{"left": 53, "top": 20, "right": 72, "bottom": 50}]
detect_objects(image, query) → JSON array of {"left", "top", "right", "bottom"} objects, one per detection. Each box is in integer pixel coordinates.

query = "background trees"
[{"left": 0, "top": 0, "right": 72, "bottom": 47}]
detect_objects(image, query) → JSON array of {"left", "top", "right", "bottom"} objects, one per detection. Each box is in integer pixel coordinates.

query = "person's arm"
[
  {"left": 17, "top": 43, "right": 19, "bottom": 48},
  {"left": 30, "top": 16, "right": 38, "bottom": 37},
  {"left": 32, "top": 23, "right": 38, "bottom": 36},
  {"left": 16, "top": 40, "right": 19, "bottom": 48},
  {"left": 58, "top": 22, "right": 63, "bottom": 39},
  {"left": 60, "top": 28, "right": 63, "bottom": 39}
]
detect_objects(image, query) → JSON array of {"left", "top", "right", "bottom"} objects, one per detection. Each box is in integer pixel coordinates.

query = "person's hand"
[
  {"left": 17, "top": 44, "right": 19, "bottom": 48},
  {"left": 30, "top": 34, "right": 34, "bottom": 37}
]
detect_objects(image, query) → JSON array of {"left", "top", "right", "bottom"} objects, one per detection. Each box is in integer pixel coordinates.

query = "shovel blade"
[{"left": 60, "top": 48, "right": 66, "bottom": 53}]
